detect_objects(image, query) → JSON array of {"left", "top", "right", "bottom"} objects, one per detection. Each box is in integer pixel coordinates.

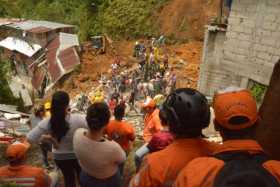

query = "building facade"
[{"left": 198, "top": 0, "right": 280, "bottom": 98}]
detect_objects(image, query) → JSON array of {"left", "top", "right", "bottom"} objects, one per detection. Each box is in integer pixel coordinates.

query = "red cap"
[{"left": 213, "top": 88, "right": 258, "bottom": 130}]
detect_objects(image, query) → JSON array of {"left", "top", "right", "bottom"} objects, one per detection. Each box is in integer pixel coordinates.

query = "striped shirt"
[{"left": 0, "top": 165, "right": 50, "bottom": 187}]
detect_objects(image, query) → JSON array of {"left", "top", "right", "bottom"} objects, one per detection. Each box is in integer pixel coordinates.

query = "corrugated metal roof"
[
  {"left": 47, "top": 36, "right": 61, "bottom": 82},
  {"left": 32, "top": 67, "right": 46, "bottom": 90},
  {"left": 27, "top": 26, "right": 52, "bottom": 33},
  {"left": 59, "top": 46, "right": 80, "bottom": 72},
  {"left": 7, "top": 20, "right": 74, "bottom": 31},
  {"left": 47, "top": 32, "right": 80, "bottom": 83},
  {"left": 59, "top": 32, "right": 79, "bottom": 50},
  {"left": 0, "top": 18, "right": 23, "bottom": 26},
  {"left": 0, "top": 37, "right": 42, "bottom": 57}
]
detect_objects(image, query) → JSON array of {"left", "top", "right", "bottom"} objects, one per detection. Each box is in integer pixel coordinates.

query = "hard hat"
[
  {"left": 161, "top": 88, "right": 210, "bottom": 135},
  {"left": 44, "top": 102, "right": 51, "bottom": 110},
  {"left": 213, "top": 87, "right": 258, "bottom": 130}
]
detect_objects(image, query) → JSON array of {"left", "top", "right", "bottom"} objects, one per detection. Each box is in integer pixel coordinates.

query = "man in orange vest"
[
  {"left": 130, "top": 88, "right": 217, "bottom": 187},
  {"left": 174, "top": 87, "right": 280, "bottom": 187},
  {"left": 0, "top": 142, "right": 51, "bottom": 187},
  {"left": 142, "top": 97, "right": 163, "bottom": 143},
  {"left": 105, "top": 104, "right": 135, "bottom": 153}
]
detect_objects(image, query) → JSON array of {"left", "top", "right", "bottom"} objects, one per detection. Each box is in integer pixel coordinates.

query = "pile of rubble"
[{"left": 0, "top": 104, "right": 30, "bottom": 144}]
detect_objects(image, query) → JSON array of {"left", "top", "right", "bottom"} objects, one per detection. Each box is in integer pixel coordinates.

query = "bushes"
[
  {"left": 0, "top": 0, "right": 168, "bottom": 41},
  {"left": 0, "top": 56, "right": 24, "bottom": 107},
  {"left": 99, "top": 0, "right": 162, "bottom": 39}
]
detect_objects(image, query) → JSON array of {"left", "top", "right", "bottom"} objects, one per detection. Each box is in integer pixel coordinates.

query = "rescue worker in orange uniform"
[
  {"left": 0, "top": 142, "right": 51, "bottom": 187},
  {"left": 130, "top": 88, "right": 217, "bottom": 187},
  {"left": 174, "top": 87, "right": 280, "bottom": 187},
  {"left": 105, "top": 104, "right": 135, "bottom": 153},
  {"left": 142, "top": 97, "right": 163, "bottom": 143}
]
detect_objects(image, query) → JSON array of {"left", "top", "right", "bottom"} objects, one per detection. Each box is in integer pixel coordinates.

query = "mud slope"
[{"left": 156, "top": 0, "right": 219, "bottom": 40}]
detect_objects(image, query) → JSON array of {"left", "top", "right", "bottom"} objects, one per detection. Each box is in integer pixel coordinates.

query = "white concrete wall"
[
  {"left": 198, "top": 0, "right": 280, "bottom": 96},
  {"left": 222, "top": 0, "right": 280, "bottom": 85},
  {"left": 198, "top": 27, "right": 242, "bottom": 96}
]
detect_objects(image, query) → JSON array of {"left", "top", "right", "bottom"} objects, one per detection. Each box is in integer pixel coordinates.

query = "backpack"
[{"left": 213, "top": 151, "right": 280, "bottom": 187}]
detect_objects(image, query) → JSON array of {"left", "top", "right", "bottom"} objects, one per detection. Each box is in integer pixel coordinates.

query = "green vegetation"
[
  {"left": 0, "top": 0, "right": 168, "bottom": 41},
  {"left": 0, "top": 53, "right": 23, "bottom": 107},
  {"left": 249, "top": 80, "right": 267, "bottom": 104}
]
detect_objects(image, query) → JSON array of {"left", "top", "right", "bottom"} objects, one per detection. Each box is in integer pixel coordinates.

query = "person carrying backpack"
[
  {"left": 130, "top": 88, "right": 218, "bottom": 187},
  {"left": 174, "top": 87, "right": 280, "bottom": 187}
]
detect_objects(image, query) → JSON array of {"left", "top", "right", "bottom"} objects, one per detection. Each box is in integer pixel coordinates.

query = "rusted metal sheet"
[
  {"left": 59, "top": 46, "right": 80, "bottom": 72},
  {"left": 32, "top": 67, "right": 46, "bottom": 90},
  {"left": 27, "top": 26, "right": 52, "bottom": 33}
]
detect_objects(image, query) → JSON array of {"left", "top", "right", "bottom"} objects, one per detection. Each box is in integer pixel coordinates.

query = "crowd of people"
[
  {"left": 1, "top": 86, "right": 280, "bottom": 187},
  {"left": 1, "top": 38, "right": 280, "bottom": 187}
]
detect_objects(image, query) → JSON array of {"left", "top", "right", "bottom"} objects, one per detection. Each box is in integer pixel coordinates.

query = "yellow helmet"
[
  {"left": 44, "top": 102, "right": 51, "bottom": 117},
  {"left": 44, "top": 102, "right": 51, "bottom": 110}
]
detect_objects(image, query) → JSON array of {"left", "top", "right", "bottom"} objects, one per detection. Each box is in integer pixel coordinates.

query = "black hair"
[
  {"left": 50, "top": 91, "right": 70, "bottom": 142},
  {"left": 214, "top": 117, "right": 258, "bottom": 140},
  {"left": 159, "top": 109, "right": 169, "bottom": 126},
  {"left": 34, "top": 105, "right": 45, "bottom": 117},
  {"left": 8, "top": 157, "right": 25, "bottom": 166},
  {"left": 114, "top": 104, "right": 125, "bottom": 121},
  {"left": 86, "top": 102, "right": 111, "bottom": 131}
]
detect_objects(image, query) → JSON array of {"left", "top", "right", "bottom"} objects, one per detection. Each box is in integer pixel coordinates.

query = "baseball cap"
[
  {"left": 213, "top": 87, "right": 258, "bottom": 130},
  {"left": 6, "top": 142, "right": 30, "bottom": 160}
]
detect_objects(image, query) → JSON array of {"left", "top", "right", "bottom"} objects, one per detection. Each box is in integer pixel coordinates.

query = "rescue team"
[{"left": 1, "top": 87, "right": 280, "bottom": 187}]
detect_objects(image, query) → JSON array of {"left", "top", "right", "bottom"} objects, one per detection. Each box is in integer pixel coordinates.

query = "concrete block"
[
  {"left": 238, "top": 40, "right": 251, "bottom": 49},
  {"left": 264, "top": 14, "right": 277, "bottom": 22},
  {"left": 261, "top": 37, "right": 276, "bottom": 46},
  {"left": 263, "top": 22, "right": 278, "bottom": 31},
  {"left": 257, "top": 52, "right": 272, "bottom": 61},
  {"left": 238, "top": 33, "right": 251, "bottom": 41},
  {"left": 271, "top": 31, "right": 280, "bottom": 38},
  {"left": 226, "top": 31, "right": 238, "bottom": 39},
  {"left": 254, "top": 44, "right": 267, "bottom": 52},
  {"left": 223, "top": 51, "right": 237, "bottom": 61},
  {"left": 256, "top": 30, "right": 272, "bottom": 37},
  {"left": 266, "top": 0, "right": 280, "bottom": 6}
]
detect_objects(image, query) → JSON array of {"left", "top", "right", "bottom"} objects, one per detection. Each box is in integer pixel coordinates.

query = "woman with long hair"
[{"left": 27, "top": 91, "right": 87, "bottom": 187}]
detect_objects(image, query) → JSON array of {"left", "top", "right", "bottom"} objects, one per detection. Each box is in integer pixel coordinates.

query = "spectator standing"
[
  {"left": 74, "top": 103, "right": 126, "bottom": 187},
  {"left": 27, "top": 91, "right": 87, "bottom": 187}
]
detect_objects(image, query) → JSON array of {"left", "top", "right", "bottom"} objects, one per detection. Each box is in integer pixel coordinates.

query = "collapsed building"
[
  {"left": 198, "top": 0, "right": 280, "bottom": 103},
  {"left": 0, "top": 19, "right": 81, "bottom": 106}
]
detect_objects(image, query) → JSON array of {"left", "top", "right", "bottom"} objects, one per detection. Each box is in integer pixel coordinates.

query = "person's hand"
[{"left": 40, "top": 134, "right": 59, "bottom": 149}]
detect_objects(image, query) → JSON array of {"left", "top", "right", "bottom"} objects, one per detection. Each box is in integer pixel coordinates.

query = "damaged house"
[{"left": 0, "top": 19, "right": 81, "bottom": 105}]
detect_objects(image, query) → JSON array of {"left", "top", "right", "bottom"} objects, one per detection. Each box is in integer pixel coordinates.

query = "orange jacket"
[
  {"left": 143, "top": 109, "right": 163, "bottom": 143},
  {"left": 105, "top": 119, "right": 135, "bottom": 152},
  {"left": 0, "top": 165, "right": 50, "bottom": 187},
  {"left": 174, "top": 140, "right": 280, "bottom": 187},
  {"left": 130, "top": 138, "right": 218, "bottom": 187}
]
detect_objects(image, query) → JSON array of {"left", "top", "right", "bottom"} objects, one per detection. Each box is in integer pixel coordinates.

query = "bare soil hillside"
[{"left": 156, "top": 0, "right": 219, "bottom": 40}]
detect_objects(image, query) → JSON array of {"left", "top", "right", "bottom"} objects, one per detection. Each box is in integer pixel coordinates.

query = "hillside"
[{"left": 156, "top": 0, "right": 219, "bottom": 40}]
